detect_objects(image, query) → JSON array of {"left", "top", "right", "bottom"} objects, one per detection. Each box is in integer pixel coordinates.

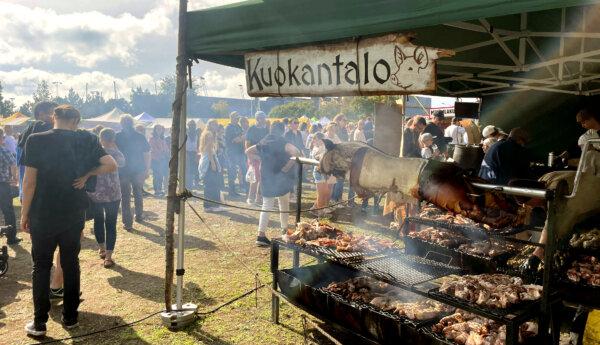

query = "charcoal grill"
[
  {"left": 271, "top": 161, "right": 563, "bottom": 345},
  {"left": 273, "top": 238, "right": 397, "bottom": 264}
]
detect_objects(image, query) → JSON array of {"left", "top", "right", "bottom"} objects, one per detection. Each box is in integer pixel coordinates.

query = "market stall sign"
[{"left": 244, "top": 34, "right": 454, "bottom": 97}]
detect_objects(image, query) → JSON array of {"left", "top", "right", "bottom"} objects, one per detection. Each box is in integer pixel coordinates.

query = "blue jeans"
[
  {"left": 92, "top": 200, "right": 120, "bottom": 251},
  {"left": 203, "top": 168, "right": 222, "bottom": 209},
  {"left": 332, "top": 178, "right": 344, "bottom": 202}
]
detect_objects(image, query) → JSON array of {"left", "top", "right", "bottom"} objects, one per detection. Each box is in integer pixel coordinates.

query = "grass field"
[
  {"left": 0, "top": 186, "right": 399, "bottom": 345},
  {"left": 1, "top": 185, "right": 598, "bottom": 344}
]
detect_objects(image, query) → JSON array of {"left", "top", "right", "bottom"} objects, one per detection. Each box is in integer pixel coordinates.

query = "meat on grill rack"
[
  {"left": 407, "top": 227, "right": 470, "bottom": 248},
  {"left": 431, "top": 309, "right": 538, "bottom": 345},
  {"left": 439, "top": 274, "right": 542, "bottom": 309},
  {"left": 419, "top": 204, "right": 479, "bottom": 227},
  {"left": 570, "top": 229, "right": 600, "bottom": 250},
  {"left": 458, "top": 240, "right": 517, "bottom": 258},
  {"left": 283, "top": 220, "right": 396, "bottom": 253},
  {"left": 566, "top": 255, "right": 600, "bottom": 286},
  {"left": 323, "top": 276, "right": 453, "bottom": 320}
]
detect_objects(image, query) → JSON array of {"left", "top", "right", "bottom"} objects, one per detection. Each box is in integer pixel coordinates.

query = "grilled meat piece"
[
  {"left": 570, "top": 229, "right": 600, "bottom": 249},
  {"left": 284, "top": 220, "right": 395, "bottom": 253},
  {"left": 458, "top": 240, "right": 516, "bottom": 258},
  {"left": 408, "top": 227, "right": 470, "bottom": 248},
  {"left": 565, "top": 255, "right": 600, "bottom": 286},
  {"left": 433, "top": 310, "right": 537, "bottom": 345},
  {"left": 439, "top": 274, "right": 542, "bottom": 309}
]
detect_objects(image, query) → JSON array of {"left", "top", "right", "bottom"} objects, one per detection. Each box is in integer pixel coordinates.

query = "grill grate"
[
  {"left": 349, "top": 255, "right": 461, "bottom": 287},
  {"left": 275, "top": 239, "right": 394, "bottom": 262}
]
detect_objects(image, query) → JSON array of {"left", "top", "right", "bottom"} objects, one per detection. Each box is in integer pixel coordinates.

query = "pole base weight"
[{"left": 160, "top": 303, "right": 198, "bottom": 329}]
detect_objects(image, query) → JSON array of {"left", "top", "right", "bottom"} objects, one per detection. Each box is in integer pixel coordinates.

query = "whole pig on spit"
[{"left": 318, "top": 140, "right": 531, "bottom": 230}]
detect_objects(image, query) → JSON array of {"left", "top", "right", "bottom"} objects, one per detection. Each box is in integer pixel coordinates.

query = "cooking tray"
[
  {"left": 276, "top": 263, "right": 443, "bottom": 344},
  {"left": 348, "top": 254, "right": 462, "bottom": 288},
  {"left": 427, "top": 288, "right": 540, "bottom": 322},
  {"left": 406, "top": 216, "right": 537, "bottom": 238},
  {"left": 556, "top": 254, "right": 600, "bottom": 309},
  {"left": 403, "top": 235, "right": 517, "bottom": 273}
]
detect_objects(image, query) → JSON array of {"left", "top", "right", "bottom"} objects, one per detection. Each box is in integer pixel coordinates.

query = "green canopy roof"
[{"left": 187, "top": 0, "right": 600, "bottom": 97}]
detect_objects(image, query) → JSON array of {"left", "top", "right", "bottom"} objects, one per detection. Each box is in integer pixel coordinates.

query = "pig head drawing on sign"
[{"left": 390, "top": 45, "right": 429, "bottom": 90}]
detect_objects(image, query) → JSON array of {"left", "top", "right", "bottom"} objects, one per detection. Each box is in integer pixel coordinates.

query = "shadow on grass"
[
  {"left": 128, "top": 222, "right": 217, "bottom": 251},
  {"left": 38, "top": 310, "right": 152, "bottom": 344},
  {"left": 184, "top": 327, "right": 235, "bottom": 345},
  {"left": 107, "top": 266, "right": 216, "bottom": 307},
  {"left": 0, "top": 279, "right": 29, "bottom": 328}
]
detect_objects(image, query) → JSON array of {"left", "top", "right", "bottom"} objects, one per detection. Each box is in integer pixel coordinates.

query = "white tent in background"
[
  {"left": 82, "top": 107, "right": 128, "bottom": 129},
  {"left": 152, "top": 117, "right": 205, "bottom": 131},
  {"left": 135, "top": 112, "right": 155, "bottom": 122}
]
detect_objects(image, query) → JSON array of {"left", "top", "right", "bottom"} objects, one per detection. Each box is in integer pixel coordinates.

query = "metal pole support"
[
  {"left": 295, "top": 158, "right": 303, "bottom": 224},
  {"left": 271, "top": 241, "right": 280, "bottom": 324}
]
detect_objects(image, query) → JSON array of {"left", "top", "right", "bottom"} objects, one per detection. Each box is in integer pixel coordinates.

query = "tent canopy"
[
  {"left": 0, "top": 112, "right": 30, "bottom": 126},
  {"left": 187, "top": 0, "right": 600, "bottom": 97},
  {"left": 135, "top": 112, "right": 156, "bottom": 122},
  {"left": 87, "top": 107, "right": 126, "bottom": 123}
]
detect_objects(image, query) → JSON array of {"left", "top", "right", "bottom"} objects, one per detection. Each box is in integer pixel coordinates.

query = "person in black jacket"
[
  {"left": 478, "top": 128, "right": 531, "bottom": 185},
  {"left": 21, "top": 105, "right": 117, "bottom": 337}
]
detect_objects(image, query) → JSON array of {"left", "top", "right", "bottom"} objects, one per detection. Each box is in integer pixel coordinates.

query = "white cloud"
[
  {"left": 0, "top": 67, "right": 155, "bottom": 104},
  {"left": 0, "top": 1, "right": 176, "bottom": 68},
  {"left": 200, "top": 70, "right": 247, "bottom": 98}
]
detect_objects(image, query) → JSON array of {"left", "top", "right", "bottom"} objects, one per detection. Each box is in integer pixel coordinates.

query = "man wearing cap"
[
  {"left": 478, "top": 127, "right": 531, "bottom": 185},
  {"left": 423, "top": 111, "right": 449, "bottom": 154},
  {"left": 482, "top": 125, "right": 508, "bottom": 142},
  {"left": 245, "top": 111, "right": 269, "bottom": 205},
  {"left": 225, "top": 111, "right": 246, "bottom": 197}
]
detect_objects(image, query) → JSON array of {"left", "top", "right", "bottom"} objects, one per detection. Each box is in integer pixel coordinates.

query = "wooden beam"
[{"left": 165, "top": 0, "right": 188, "bottom": 312}]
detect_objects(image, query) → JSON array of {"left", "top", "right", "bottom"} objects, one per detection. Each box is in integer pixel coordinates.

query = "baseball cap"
[
  {"left": 254, "top": 111, "right": 266, "bottom": 119},
  {"left": 419, "top": 133, "right": 434, "bottom": 142},
  {"left": 482, "top": 125, "right": 499, "bottom": 138}
]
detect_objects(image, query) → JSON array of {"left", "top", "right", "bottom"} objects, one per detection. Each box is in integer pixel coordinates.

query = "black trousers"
[
  {"left": 31, "top": 221, "right": 83, "bottom": 325},
  {"left": 0, "top": 182, "right": 16, "bottom": 241}
]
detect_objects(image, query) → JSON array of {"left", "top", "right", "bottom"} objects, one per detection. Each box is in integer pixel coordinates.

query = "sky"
[{"left": 0, "top": 0, "right": 456, "bottom": 109}]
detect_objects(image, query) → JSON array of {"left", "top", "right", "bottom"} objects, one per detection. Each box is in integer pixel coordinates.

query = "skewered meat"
[
  {"left": 432, "top": 310, "right": 537, "bottom": 345},
  {"left": 569, "top": 229, "right": 600, "bottom": 250},
  {"left": 283, "top": 220, "right": 396, "bottom": 253},
  {"left": 318, "top": 142, "right": 531, "bottom": 229},
  {"left": 439, "top": 274, "right": 542, "bottom": 309},
  {"left": 323, "top": 276, "right": 453, "bottom": 320},
  {"left": 408, "top": 227, "right": 470, "bottom": 248},
  {"left": 565, "top": 255, "right": 600, "bottom": 286}
]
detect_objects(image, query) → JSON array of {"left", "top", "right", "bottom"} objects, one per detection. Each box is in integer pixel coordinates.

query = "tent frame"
[{"left": 436, "top": 9, "right": 600, "bottom": 96}]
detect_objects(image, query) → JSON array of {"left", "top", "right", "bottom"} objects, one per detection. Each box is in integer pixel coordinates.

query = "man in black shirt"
[
  {"left": 224, "top": 111, "right": 246, "bottom": 197},
  {"left": 423, "top": 111, "right": 448, "bottom": 154},
  {"left": 284, "top": 118, "right": 305, "bottom": 152},
  {"left": 116, "top": 115, "right": 150, "bottom": 230},
  {"left": 21, "top": 105, "right": 117, "bottom": 336}
]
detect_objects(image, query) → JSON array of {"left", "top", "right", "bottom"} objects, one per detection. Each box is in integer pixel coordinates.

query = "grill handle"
[{"left": 424, "top": 251, "right": 454, "bottom": 266}]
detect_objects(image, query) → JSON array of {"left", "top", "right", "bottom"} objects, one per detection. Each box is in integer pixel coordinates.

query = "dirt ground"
[
  {"left": 0, "top": 186, "right": 399, "bottom": 345},
  {"left": 1, "top": 185, "right": 599, "bottom": 344}
]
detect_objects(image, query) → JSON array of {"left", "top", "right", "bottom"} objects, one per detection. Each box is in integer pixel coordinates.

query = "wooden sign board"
[{"left": 244, "top": 34, "right": 452, "bottom": 97}]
